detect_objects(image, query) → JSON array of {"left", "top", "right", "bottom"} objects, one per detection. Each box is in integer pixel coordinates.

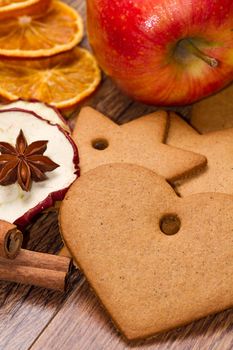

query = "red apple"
[{"left": 87, "top": 0, "right": 233, "bottom": 105}]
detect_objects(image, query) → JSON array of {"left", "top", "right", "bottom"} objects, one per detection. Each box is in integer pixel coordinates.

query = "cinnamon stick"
[
  {"left": 0, "top": 249, "right": 72, "bottom": 271},
  {"left": 0, "top": 249, "right": 72, "bottom": 292},
  {"left": 0, "top": 220, "right": 23, "bottom": 259}
]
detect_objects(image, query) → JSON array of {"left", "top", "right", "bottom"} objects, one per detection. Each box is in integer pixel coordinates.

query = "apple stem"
[{"left": 185, "top": 39, "right": 218, "bottom": 68}]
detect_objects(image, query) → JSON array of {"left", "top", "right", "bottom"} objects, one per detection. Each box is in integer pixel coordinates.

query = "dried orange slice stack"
[{"left": 0, "top": 0, "right": 101, "bottom": 110}]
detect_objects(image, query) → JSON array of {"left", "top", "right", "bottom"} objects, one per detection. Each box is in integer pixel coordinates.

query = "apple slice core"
[{"left": 0, "top": 108, "right": 79, "bottom": 227}]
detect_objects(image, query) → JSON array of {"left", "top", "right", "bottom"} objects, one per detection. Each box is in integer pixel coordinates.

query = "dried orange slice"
[
  {"left": 0, "top": 47, "right": 101, "bottom": 109},
  {"left": 0, "top": 1, "right": 51, "bottom": 19},
  {"left": 0, "top": 0, "right": 83, "bottom": 57}
]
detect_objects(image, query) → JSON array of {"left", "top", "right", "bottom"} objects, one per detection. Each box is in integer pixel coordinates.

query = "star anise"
[{"left": 0, "top": 130, "right": 59, "bottom": 192}]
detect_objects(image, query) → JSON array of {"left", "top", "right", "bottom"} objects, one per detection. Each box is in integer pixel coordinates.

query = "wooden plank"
[{"left": 31, "top": 278, "right": 233, "bottom": 350}]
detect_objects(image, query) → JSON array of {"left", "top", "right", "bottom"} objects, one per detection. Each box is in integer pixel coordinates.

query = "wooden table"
[{"left": 0, "top": 1, "right": 232, "bottom": 349}]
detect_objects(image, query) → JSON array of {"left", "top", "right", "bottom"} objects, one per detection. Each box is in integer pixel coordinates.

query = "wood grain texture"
[
  {"left": 31, "top": 280, "right": 233, "bottom": 350},
  {"left": 0, "top": 0, "right": 232, "bottom": 349}
]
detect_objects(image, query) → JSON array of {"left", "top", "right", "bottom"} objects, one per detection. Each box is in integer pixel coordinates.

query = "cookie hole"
[
  {"left": 92, "top": 138, "right": 109, "bottom": 150},
  {"left": 159, "top": 214, "right": 181, "bottom": 235}
]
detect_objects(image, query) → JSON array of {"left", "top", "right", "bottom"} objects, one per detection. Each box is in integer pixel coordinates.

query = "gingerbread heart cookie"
[
  {"left": 60, "top": 163, "right": 233, "bottom": 340},
  {"left": 72, "top": 107, "right": 207, "bottom": 183}
]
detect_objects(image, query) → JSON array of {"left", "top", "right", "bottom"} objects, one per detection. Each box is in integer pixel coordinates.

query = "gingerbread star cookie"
[
  {"left": 60, "top": 163, "right": 233, "bottom": 340},
  {"left": 72, "top": 107, "right": 206, "bottom": 183},
  {"left": 191, "top": 84, "right": 233, "bottom": 133},
  {"left": 167, "top": 112, "right": 233, "bottom": 196}
]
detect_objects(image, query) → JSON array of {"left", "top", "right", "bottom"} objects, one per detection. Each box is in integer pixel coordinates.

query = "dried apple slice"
[
  {"left": 0, "top": 100, "right": 70, "bottom": 132},
  {"left": 0, "top": 108, "right": 79, "bottom": 227}
]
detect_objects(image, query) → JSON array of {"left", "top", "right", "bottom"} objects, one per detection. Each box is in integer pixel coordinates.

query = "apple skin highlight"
[{"left": 87, "top": 0, "right": 233, "bottom": 106}]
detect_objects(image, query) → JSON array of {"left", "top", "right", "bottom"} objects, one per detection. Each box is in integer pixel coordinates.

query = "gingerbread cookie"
[
  {"left": 191, "top": 84, "right": 233, "bottom": 133},
  {"left": 167, "top": 112, "right": 233, "bottom": 196},
  {"left": 60, "top": 163, "right": 233, "bottom": 340},
  {"left": 72, "top": 107, "right": 207, "bottom": 183}
]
